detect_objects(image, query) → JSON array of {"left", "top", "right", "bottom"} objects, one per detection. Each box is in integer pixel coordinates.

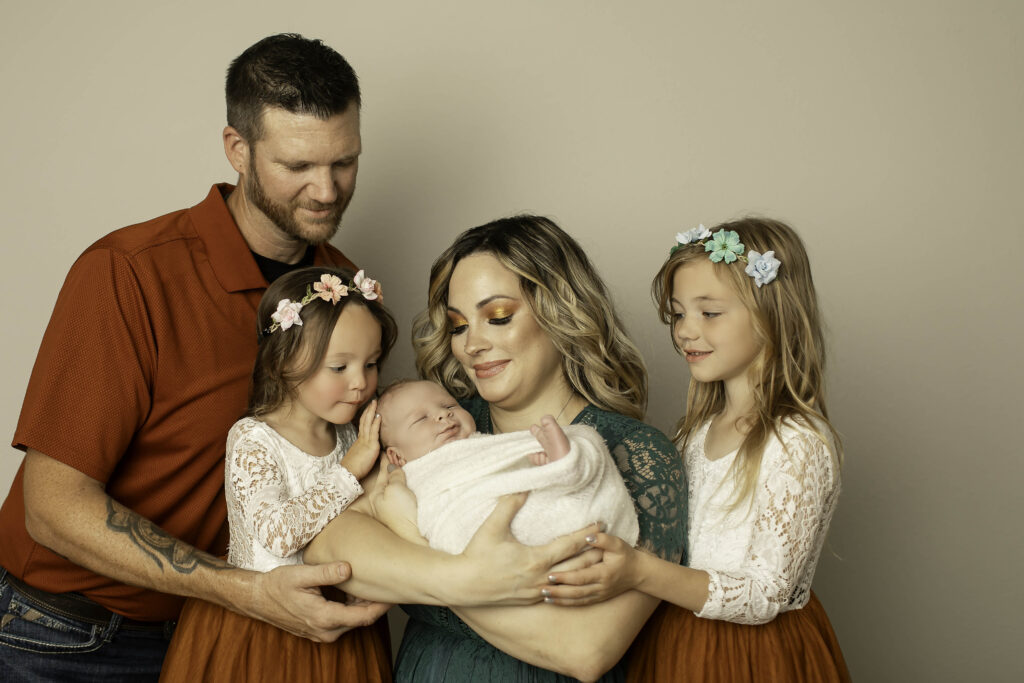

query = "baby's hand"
[{"left": 339, "top": 400, "right": 381, "bottom": 480}]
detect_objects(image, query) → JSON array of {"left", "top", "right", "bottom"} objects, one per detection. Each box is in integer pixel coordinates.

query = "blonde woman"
[
  {"left": 306, "top": 215, "right": 684, "bottom": 681},
  {"left": 545, "top": 218, "right": 850, "bottom": 682}
]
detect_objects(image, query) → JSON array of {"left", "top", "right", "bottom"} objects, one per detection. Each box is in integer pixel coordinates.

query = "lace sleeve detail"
[
  {"left": 697, "top": 428, "right": 839, "bottom": 624},
  {"left": 229, "top": 425, "right": 364, "bottom": 558},
  {"left": 608, "top": 422, "right": 686, "bottom": 563}
]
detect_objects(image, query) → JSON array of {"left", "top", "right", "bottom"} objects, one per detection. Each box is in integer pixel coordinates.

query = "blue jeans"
[{"left": 0, "top": 568, "right": 176, "bottom": 682}]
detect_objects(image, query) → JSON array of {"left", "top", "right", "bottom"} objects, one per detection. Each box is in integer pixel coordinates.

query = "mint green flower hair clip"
[{"left": 670, "top": 226, "right": 782, "bottom": 287}]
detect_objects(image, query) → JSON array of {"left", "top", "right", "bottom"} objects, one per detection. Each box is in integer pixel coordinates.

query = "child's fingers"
[
  {"left": 541, "top": 583, "right": 607, "bottom": 607},
  {"left": 358, "top": 400, "right": 378, "bottom": 436},
  {"left": 548, "top": 547, "right": 603, "bottom": 573}
]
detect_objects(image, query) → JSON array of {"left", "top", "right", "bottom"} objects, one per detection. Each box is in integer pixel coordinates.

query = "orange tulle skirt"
[
  {"left": 158, "top": 597, "right": 392, "bottom": 683},
  {"left": 627, "top": 592, "right": 851, "bottom": 683}
]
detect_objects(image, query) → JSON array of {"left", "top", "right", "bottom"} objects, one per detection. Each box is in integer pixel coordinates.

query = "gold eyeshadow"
[
  {"left": 481, "top": 302, "right": 519, "bottom": 319},
  {"left": 446, "top": 312, "right": 468, "bottom": 328}
]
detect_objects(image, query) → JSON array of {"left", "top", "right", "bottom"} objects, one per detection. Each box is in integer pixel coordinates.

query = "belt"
[{"left": 4, "top": 572, "right": 171, "bottom": 632}]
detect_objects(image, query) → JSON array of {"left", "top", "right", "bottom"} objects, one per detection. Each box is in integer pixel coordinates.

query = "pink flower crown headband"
[
  {"left": 264, "top": 270, "right": 382, "bottom": 335},
  {"left": 671, "top": 225, "right": 781, "bottom": 288}
]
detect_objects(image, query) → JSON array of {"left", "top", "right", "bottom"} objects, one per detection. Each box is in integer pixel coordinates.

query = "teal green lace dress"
[{"left": 394, "top": 396, "right": 687, "bottom": 682}]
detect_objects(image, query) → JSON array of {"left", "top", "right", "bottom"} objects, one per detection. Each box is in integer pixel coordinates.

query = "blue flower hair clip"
[{"left": 670, "top": 226, "right": 781, "bottom": 287}]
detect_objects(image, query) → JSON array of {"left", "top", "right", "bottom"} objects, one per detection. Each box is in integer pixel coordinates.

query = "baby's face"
[{"left": 380, "top": 381, "right": 476, "bottom": 463}]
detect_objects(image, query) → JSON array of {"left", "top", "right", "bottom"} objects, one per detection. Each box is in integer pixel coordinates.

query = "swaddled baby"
[{"left": 375, "top": 380, "right": 639, "bottom": 554}]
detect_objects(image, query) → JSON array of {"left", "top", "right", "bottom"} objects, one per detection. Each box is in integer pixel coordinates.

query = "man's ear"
[
  {"left": 385, "top": 446, "right": 405, "bottom": 467},
  {"left": 223, "top": 125, "right": 250, "bottom": 175}
]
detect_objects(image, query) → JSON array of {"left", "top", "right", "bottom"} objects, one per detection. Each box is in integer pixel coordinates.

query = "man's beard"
[{"left": 245, "top": 157, "right": 349, "bottom": 246}]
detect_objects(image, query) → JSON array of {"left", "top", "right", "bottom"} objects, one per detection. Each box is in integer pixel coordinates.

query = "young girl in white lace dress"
[
  {"left": 546, "top": 218, "right": 851, "bottom": 682},
  {"left": 160, "top": 266, "right": 398, "bottom": 683}
]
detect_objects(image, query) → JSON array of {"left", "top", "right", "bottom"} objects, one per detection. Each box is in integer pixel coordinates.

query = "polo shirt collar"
[{"left": 189, "top": 183, "right": 342, "bottom": 293}]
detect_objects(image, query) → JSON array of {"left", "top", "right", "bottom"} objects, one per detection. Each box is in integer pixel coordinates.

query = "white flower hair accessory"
[
  {"left": 674, "top": 224, "right": 712, "bottom": 246},
  {"left": 670, "top": 226, "right": 782, "bottom": 287},
  {"left": 744, "top": 250, "right": 781, "bottom": 288},
  {"left": 265, "top": 270, "right": 383, "bottom": 335}
]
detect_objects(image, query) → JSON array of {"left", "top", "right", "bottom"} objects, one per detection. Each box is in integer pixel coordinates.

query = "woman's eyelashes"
[
  {"left": 447, "top": 313, "right": 468, "bottom": 336},
  {"left": 446, "top": 304, "right": 517, "bottom": 335},
  {"left": 482, "top": 304, "right": 517, "bottom": 326}
]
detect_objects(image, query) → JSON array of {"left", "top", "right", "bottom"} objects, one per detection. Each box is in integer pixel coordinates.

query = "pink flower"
[
  {"left": 271, "top": 299, "right": 304, "bottom": 330},
  {"left": 353, "top": 270, "right": 380, "bottom": 300},
  {"left": 313, "top": 273, "right": 348, "bottom": 303}
]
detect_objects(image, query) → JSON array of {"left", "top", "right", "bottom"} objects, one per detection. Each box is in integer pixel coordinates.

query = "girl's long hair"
[
  {"left": 249, "top": 266, "right": 398, "bottom": 417},
  {"left": 652, "top": 217, "right": 842, "bottom": 506},
  {"left": 413, "top": 215, "right": 648, "bottom": 420}
]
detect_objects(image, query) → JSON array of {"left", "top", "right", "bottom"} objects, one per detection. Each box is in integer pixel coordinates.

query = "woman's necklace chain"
[{"left": 491, "top": 390, "right": 577, "bottom": 435}]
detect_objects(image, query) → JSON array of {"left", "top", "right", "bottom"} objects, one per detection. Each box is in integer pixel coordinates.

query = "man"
[{"left": 0, "top": 34, "right": 389, "bottom": 680}]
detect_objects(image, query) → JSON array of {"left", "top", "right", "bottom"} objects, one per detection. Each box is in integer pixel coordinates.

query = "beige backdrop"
[{"left": 1, "top": 1, "right": 1021, "bottom": 681}]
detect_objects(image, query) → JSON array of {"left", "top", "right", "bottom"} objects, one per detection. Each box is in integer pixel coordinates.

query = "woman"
[{"left": 307, "top": 215, "right": 684, "bottom": 681}]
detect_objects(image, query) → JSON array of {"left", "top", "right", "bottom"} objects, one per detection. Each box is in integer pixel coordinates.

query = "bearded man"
[{"left": 0, "top": 34, "right": 389, "bottom": 681}]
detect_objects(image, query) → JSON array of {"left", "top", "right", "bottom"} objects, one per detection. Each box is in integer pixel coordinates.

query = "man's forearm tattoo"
[{"left": 105, "top": 499, "right": 227, "bottom": 574}]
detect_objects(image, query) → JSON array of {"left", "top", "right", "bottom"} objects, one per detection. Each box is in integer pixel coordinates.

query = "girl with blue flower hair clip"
[{"left": 544, "top": 217, "right": 851, "bottom": 682}]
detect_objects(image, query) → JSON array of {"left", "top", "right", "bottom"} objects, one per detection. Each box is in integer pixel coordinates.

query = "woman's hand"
[
  {"left": 451, "top": 493, "right": 602, "bottom": 606},
  {"left": 367, "top": 459, "right": 426, "bottom": 545},
  {"left": 339, "top": 400, "right": 381, "bottom": 480},
  {"left": 542, "top": 532, "right": 642, "bottom": 606}
]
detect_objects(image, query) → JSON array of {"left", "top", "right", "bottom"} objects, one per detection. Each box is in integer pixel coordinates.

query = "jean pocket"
[{"left": 0, "top": 590, "right": 103, "bottom": 655}]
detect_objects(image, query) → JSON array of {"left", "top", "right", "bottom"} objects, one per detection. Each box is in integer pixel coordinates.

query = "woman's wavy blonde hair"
[
  {"left": 413, "top": 215, "right": 648, "bottom": 420},
  {"left": 652, "top": 217, "right": 842, "bottom": 506}
]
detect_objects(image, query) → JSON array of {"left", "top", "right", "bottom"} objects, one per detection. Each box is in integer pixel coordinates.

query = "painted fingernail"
[
  {"left": 541, "top": 588, "right": 551, "bottom": 598},
  {"left": 544, "top": 597, "right": 554, "bottom": 604},
  {"left": 585, "top": 535, "right": 597, "bottom": 544},
  {"left": 547, "top": 575, "right": 557, "bottom": 584}
]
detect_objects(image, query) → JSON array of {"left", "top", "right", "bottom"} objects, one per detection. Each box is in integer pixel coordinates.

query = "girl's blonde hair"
[
  {"left": 249, "top": 266, "right": 398, "bottom": 417},
  {"left": 413, "top": 215, "right": 648, "bottom": 420},
  {"left": 652, "top": 217, "right": 842, "bottom": 506}
]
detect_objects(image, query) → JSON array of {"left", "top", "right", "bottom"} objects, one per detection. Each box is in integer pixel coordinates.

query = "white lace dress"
[
  {"left": 686, "top": 418, "right": 840, "bottom": 625},
  {"left": 225, "top": 416, "right": 363, "bottom": 572}
]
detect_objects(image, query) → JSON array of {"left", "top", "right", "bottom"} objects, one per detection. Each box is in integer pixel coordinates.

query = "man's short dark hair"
[{"left": 226, "top": 33, "right": 360, "bottom": 142}]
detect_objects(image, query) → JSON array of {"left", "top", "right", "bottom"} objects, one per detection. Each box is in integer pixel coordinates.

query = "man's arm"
[{"left": 22, "top": 449, "right": 388, "bottom": 641}]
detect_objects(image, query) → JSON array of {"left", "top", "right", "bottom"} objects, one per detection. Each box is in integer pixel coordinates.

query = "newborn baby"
[{"left": 375, "top": 380, "right": 639, "bottom": 554}]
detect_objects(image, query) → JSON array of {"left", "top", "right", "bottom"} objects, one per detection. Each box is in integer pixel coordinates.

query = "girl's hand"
[
  {"left": 339, "top": 400, "right": 381, "bottom": 480},
  {"left": 542, "top": 532, "right": 642, "bottom": 606}
]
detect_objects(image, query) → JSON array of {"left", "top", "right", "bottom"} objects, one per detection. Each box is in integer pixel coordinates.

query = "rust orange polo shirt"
[{"left": 0, "top": 184, "right": 355, "bottom": 620}]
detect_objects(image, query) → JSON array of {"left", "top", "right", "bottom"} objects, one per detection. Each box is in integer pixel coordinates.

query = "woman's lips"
[{"left": 472, "top": 360, "right": 509, "bottom": 379}]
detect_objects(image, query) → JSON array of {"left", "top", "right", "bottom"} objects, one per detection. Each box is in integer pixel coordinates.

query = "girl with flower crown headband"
[
  {"left": 160, "top": 266, "right": 399, "bottom": 683},
  {"left": 544, "top": 217, "right": 851, "bottom": 682}
]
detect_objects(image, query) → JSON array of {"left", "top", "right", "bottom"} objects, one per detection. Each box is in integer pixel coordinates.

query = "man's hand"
[
  {"left": 247, "top": 561, "right": 390, "bottom": 642},
  {"left": 23, "top": 449, "right": 389, "bottom": 643}
]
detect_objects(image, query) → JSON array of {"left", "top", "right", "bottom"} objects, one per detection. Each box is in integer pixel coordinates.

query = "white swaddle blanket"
[{"left": 401, "top": 424, "right": 639, "bottom": 554}]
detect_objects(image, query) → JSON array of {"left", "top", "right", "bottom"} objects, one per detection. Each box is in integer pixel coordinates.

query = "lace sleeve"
[
  {"left": 229, "top": 426, "right": 364, "bottom": 558},
  {"left": 698, "top": 429, "right": 839, "bottom": 624},
  {"left": 612, "top": 424, "right": 686, "bottom": 563}
]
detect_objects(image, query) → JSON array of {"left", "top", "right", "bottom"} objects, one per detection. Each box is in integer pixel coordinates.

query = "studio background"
[{"left": 1, "top": 2, "right": 1020, "bottom": 681}]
